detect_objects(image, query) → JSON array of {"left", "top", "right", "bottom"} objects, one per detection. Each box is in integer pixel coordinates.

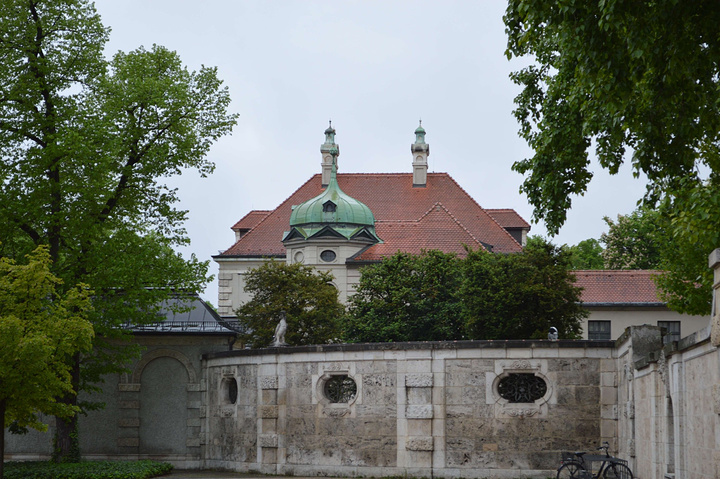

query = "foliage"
[
  {"left": 601, "top": 208, "right": 664, "bottom": 270},
  {"left": 505, "top": 1, "right": 720, "bottom": 234},
  {"left": 654, "top": 184, "right": 716, "bottom": 315},
  {"left": 566, "top": 238, "right": 604, "bottom": 270},
  {"left": 3, "top": 460, "right": 172, "bottom": 479},
  {"left": 345, "top": 241, "right": 585, "bottom": 342},
  {"left": 504, "top": 1, "right": 720, "bottom": 314},
  {"left": 462, "top": 237, "right": 586, "bottom": 340},
  {"left": 0, "top": 0, "right": 237, "bottom": 457},
  {"left": 236, "top": 261, "right": 344, "bottom": 347},
  {"left": 344, "top": 251, "right": 464, "bottom": 343},
  {"left": 0, "top": 246, "right": 94, "bottom": 477}
]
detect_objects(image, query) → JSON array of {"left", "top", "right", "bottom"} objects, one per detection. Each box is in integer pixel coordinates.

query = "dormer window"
[{"left": 323, "top": 201, "right": 336, "bottom": 213}]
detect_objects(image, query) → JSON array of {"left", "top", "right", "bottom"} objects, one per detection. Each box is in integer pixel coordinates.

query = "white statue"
[
  {"left": 272, "top": 311, "right": 288, "bottom": 347},
  {"left": 548, "top": 326, "right": 558, "bottom": 341}
]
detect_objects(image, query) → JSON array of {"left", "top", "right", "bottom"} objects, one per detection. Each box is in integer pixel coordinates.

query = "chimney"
[
  {"left": 411, "top": 121, "right": 429, "bottom": 187},
  {"left": 320, "top": 121, "right": 338, "bottom": 187}
]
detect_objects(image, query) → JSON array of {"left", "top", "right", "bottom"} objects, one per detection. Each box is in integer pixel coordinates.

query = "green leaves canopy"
[
  {"left": 345, "top": 251, "right": 464, "bottom": 343},
  {"left": 0, "top": 0, "right": 237, "bottom": 457},
  {"left": 236, "top": 261, "right": 344, "bottom": 347},
  {"left": 0, "top": 0, "right": 237, "bottom": 373},
  {"left": 505, "top": 0, "right": 720, "bottom": 233},
  {"left": 0, "top": 246, "right": 94, "bottom": 474},
  {"left": 345, "top": 242, "right": 585, "bottom": 342}
]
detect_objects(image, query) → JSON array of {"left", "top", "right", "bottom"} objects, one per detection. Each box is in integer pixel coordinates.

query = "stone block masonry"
[{"left": 203, "top": 340, "right": 616, "bottom": 478}]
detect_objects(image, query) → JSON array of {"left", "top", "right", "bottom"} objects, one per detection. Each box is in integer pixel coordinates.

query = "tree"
[
  {"left": 0, "top": 246, "right": 94, "bottom": 478},
  {"left": 601, "top": 208, "right": 664, "bottom": 270},
  {"left": 235, "top": 261, "right": 344, "bottom": 347},
  {"left": 345, "top": 241, "right": 584, "bottom": 342},
  {"left": 344, "top": 251, "right": 464, "bottom": 343},
  {"left": 0, "top": 0, "right": 237, "bottom": 458},
  {"left": 566, "top": 238, "right": 604, "bottom": 270},
  {"left": 504, "top": 1, "right": 720, "bottom": 314},
  {"left": 462, "top": 237, "right": 586, "bottom": 340}
]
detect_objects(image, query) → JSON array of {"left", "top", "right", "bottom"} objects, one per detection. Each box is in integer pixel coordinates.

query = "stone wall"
[
  {"left": 4, "top": 334, "right": 233, "bottom": 468},
  {"left": 203, "top": 341, "right": 616, "bottom": 478},
  {"left": 617, "top": 323, "right": 720, "bottom": 479}
]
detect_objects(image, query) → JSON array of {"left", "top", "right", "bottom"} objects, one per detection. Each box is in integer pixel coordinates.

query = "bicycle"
[{"left": 557, "top": 442, "right": 633, "bottom": 479}]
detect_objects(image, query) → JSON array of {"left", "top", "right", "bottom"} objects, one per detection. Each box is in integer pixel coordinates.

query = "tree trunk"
[{"left": 53, "top": 355, "right": 81, "bottom": 462}]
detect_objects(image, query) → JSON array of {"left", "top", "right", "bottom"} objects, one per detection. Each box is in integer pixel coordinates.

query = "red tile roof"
[
  {"left": 220, "top": 173, "right": 522, "bottom": 258},
  {"left": 231, "top": 210, "right": 271, "bottom": 232},
  {"left": 351, "top": 203, "right": 487, "bottom": 261},
  {"left": 574, "top": 270, "right": 663, "bottom": 304},
  {"left": 485, "top": 209, "right": 531, "bottom": 229}
]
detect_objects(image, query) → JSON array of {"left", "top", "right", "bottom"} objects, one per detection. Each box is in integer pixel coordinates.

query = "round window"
[
  {"left": 222, "top": 377, "right": 238, "bottom": 404},
  {"left": 324, "top": 375, "right": 357, "bottom": 403},
  {"left": 320, "top": 250, "right": 336, "bottom": 262},
  {"left": 497, "top": 373, "right": 547, "bottom": 403},
  {"left": 294, "top": 251, "right": 304, "bottom": 263}
]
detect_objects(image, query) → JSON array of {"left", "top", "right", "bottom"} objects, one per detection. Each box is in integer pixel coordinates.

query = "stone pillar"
[
  {"left": 258, "top": 366, "right": 280, "bottom": 474},
  {"left": 709, "top": 249, "right": 720, "bottom": 347}
]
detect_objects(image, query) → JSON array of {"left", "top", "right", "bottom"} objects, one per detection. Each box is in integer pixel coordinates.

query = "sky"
[{"left": 93, "top": 1, "right": 648, "bottom": 303}]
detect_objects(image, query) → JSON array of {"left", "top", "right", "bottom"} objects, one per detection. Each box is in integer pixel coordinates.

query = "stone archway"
[{"left": 137, "top": 351, "right": 191, "bottom": 455}]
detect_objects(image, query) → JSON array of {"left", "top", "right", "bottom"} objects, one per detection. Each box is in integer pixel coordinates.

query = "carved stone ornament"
[
  {"left": 510, "top": 360, "right": 533, "bottom": 370},
  {"left": 504, "top": 408, "right": 539, "bottom": 418},
  {"left": 324, "top": 407, "right": 350, "bottom": 418}
]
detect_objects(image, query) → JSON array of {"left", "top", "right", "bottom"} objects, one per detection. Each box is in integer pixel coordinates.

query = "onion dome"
[{"left": 284, "top": 150, "right": 380, "bottom": 244}]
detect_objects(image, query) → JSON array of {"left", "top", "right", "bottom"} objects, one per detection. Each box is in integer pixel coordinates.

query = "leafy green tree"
[
  {"left": 0, "top": 246, "right": 94, "bottom": 478},
  {"left": 236, "top": 261, "right": 344, "bottom": 347},
  {"left": 462, "top": 237, "right": 586, "bottom": 340},
  {"left": 504, "top": 1, "right": 720, "bottom": 314},
  {"left": 344, "top": 251, "right": 464, "bottom": 343},
  {"left": 601, "top": 208, "right": 665, "bottom": 270},
  {"left": 567, "top": 238, "right": 605, "bottom": 270},
  {"left": 0, "top": 0, "right": 237, "bottom": 458},
  {"left": 505, "top": 1, "right": 720, "bottom": 233}
]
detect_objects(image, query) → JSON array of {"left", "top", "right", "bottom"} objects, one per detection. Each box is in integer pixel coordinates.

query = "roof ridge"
[
  {"left": 418, "top": 202, "right": 484, "bottom": 249},
  {"left": 442, "top": 175, "right": 522, "bottom": 248}
]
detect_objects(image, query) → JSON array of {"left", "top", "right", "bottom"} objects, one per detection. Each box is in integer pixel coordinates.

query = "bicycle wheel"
[
  {"left": 603, "top": 463, "right": 633, "bottom": 479},
  {"left": 557, "top": 462, "right": 586, "bottom": 479}
]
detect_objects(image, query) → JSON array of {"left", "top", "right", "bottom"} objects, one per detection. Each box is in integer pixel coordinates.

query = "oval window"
[
  {"left": 497, "top": 373, "right": 547, "bottom": 403},
  {"left": 320, "top": 250, "right": 336, "bottom": 262},
  {"left": 324, "top": 375, "right": 357, "bottom": 403}
]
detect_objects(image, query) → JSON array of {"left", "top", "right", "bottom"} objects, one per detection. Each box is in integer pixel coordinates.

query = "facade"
[
  {"left": 214, "top": 124, "right": 529, "bottom": 312},
  {"left": 576, "top": 270, "right": 709, "bottom": 341}
]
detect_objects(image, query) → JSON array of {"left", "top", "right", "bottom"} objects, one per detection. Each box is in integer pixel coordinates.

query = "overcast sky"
[{"left": 94, "top": 1, "right": 648, "bottom": 303}]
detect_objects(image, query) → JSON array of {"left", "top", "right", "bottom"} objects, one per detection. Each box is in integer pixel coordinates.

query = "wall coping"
[{"left": 203, "top": 339, "right": 615, "bottom": 360}]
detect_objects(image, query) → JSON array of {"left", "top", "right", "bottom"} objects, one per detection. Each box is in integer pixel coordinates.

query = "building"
[
  {"left": 214, "top": 123, "right": 529, "bottom": 313},
  {"left": 576, "top": 270, "right": 709, "bottom": 341},
  {"left": 214, "top": 123, "right": 708, "bottom": 340}
]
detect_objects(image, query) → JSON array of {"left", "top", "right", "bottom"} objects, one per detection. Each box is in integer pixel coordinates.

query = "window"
[
  {"left": 658, "top": 321, "right": 681, "bottom": 344},
  {"left": 320, "top": 250, "right": 336, "bottom": 262},
  {"left": 588, "top": 320, "right": 611, "bottom": 340},
  {"left": 323, "top": 201, "right": 337, "bottom": 213},
  {"left": 497, "top": 373, "right": 547, "bottom": 403},
  {"left": 324, "top": 375, "right": 357, "bottom": 403},
  {"left": 222, "top": 377, "right": 238, "bottom": 404}
]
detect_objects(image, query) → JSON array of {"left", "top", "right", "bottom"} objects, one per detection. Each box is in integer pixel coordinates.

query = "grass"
[{"left": 3, "top": 460, "right": 173, "bottom": 479}]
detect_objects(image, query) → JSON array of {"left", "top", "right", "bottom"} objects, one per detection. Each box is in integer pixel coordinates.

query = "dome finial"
[
  {"left": 323, "top": 120, "right": 336, "bottom": 145},
  {"left": 414, "top": 120, "right": 426, "bottom": 145}
]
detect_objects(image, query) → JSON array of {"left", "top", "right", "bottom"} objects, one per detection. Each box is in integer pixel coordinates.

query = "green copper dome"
[{"left": 285, "top": 154, "right": 380, "bottom": 243}]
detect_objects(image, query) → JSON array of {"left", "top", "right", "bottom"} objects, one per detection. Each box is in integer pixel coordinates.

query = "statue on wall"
[{"left": 272, "top": 311, "right": 288, "bottom": 347}]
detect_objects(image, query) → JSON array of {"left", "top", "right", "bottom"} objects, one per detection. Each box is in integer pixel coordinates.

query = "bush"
[{"left": 4, "top": 460, "right": 173, "bottom": 479}]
